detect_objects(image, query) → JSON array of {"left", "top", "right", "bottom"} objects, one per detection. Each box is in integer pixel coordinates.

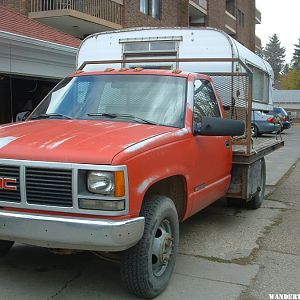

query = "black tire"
[
  {"left": 246, "top": 158, "right": 266, "bottom": 209},
  {"left": 0, "top": 240, "right": 14, "bottom": 257},
  {"left": 251, "top": 124, "right": 259, "bottom": 137},
  {"left": 120, "top": 195, "right": 179, "bottom": 299}
]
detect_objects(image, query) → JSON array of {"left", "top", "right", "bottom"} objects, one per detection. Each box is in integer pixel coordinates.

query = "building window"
[
  {"left": 140, "top": 0, "right": 148, "bottom": 15},
  {"left": 151, "top": 0, "right": 161, "bottom": 19},
  {"left": 237, "top": 9, "right": 245, "bottom": 27},
  {"left": 140, "top": 0, "right": 160, "bottom": 19}
]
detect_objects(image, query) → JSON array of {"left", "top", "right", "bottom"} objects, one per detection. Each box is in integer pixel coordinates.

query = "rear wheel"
[
  {"left": 251, "top": 124, "right": 259, "bottom": 137},
  {"left": 246, "top": 158, "right": 266, "bottom": 209},
  {"left": 0, "top": 240, "right": 14, "bottom": 257},
  {"left": 120, "top": 195, "right": 179, "bottom": 299}
]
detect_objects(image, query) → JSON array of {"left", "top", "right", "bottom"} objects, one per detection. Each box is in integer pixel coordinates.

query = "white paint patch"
[
  {"left": 173, "top": 128, "right": 189, "bottom": 137},
  {"left": 137, "top": 176, "right": 159, "bottom": 194},
  {"left": 0, "top": 136, "right": 18, "bottom": 149},
  {"left": 46, "top": 137, "right": 73, "bottom": 150},
  {"left": 125, "top": 133, "right": 170, "bottom": 153}
]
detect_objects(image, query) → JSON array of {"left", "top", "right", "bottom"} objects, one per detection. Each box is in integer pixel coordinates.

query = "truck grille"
[
  {"left": 0, "top": 166, "right": 21, "bottom": 202},
  {"left": 26, "top": 168, "right": 73, "bottom": 207}
]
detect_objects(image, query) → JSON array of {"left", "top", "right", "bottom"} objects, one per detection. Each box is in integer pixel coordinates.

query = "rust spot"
[
  {"left": 172, "top": 69, "right": 182, "bottom": 74},
  {"left": 134, "top": 67, "right": 144, "bottom": 72}
]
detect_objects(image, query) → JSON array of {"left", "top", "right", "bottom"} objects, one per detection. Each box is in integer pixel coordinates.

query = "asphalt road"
[{"left": 0, "top": 125, "right": 299, "bottom": 300}]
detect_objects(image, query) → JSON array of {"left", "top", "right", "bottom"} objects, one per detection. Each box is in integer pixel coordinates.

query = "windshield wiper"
[
  {"left": 31, "top": 113, "right": 73, "bottom": 120},
  {"left": 87, "top": 113, "right": 160, "bottom": 125}
]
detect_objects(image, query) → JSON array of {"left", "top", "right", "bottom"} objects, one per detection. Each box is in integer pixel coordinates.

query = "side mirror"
[
  {"left": 15, "top": 111, "right": 31, "bottom": 122},
  {"left": 195, "top": 116, "right": 245, "bottom": 136}
]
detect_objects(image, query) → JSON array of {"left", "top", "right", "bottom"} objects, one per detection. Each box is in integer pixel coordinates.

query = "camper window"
[{"left": 248, "top": 65, "right": 270, "bottom": 104}]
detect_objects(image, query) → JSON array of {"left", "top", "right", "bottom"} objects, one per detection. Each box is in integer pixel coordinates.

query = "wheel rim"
[{"left": 151, "top": 219, "right": 174, "bottom": 277}]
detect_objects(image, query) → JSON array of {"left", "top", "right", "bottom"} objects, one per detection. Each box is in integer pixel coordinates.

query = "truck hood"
[{"left": 0, "top": 120, "right": 177, "bottom": 164}]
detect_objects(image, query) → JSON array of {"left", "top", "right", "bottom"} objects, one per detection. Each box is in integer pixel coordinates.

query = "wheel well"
[{"left": 144, "top": 176, "right": 187, "bottom": 220}]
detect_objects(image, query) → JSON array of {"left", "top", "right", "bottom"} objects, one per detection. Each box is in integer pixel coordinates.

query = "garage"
[{"left": 0, "top": 7, "right": 80, "bottom": 124}]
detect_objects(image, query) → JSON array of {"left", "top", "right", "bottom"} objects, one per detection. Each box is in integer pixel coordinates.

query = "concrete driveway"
[{"left": 0, "top": 125, "right": 299, "bottom": 300}]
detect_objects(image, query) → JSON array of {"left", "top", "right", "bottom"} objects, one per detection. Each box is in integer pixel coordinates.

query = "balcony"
[
  {"left": 255, "top": 8, "right": 261, "bottom": 24},
  {"left": 29, "top": 0, "right": 123, "bottom": 38},
  {"left": 225, "top": 10, "right": 236, "bottom": 34},
  {"left": 255, "top": 35, "right": 262, "bottom": 51},
  {"left": 189, "top": 0, "right": 207, "bottom": 26}
]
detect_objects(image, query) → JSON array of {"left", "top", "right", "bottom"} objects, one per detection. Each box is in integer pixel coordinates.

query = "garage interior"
[{"left": 0, "top": 75, "right": 57, "bottom": 124}]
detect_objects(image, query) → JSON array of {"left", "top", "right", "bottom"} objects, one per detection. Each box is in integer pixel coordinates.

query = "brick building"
[{"left": 0, "top": 0, "right": 262, "bottom": 51}]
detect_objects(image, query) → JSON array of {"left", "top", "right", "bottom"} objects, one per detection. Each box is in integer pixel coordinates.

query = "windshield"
[{"left": 30, "top": 74, "right": 187, "bottom": 128}]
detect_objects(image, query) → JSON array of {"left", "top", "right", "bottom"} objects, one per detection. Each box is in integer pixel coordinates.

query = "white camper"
[{"left": 77, "top": 27, "right": 274, "bottom": 111}]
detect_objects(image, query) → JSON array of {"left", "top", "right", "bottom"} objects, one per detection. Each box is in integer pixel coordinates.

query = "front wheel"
[
  {"left": 120, "top": 195, "right": 179, "bottom": 299},
  {"left": 0, "top": 240, "right": 14, "bottom": 257},
  {"left": 246, "top": 158, "right": 266, "bottom": 209}
]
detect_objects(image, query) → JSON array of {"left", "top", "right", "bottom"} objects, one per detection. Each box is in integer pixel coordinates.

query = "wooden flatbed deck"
[{"left": 232, "top": 135, "right": 284, "bottom": 164}]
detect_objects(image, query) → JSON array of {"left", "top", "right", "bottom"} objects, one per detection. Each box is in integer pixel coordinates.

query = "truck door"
[{"left": 189, "top": 77, "right": 232, "bottom": 214}]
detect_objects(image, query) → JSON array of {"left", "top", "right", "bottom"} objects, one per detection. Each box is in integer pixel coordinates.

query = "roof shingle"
[{"left": 0, "top": 6, "right": 81, "bottom": 48}]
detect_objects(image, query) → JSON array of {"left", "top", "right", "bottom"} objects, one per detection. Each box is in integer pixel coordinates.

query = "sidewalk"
[
  {"left": 240, "top": 156, "right": 300, "bottom": 299},
  {"left": 265, "top": 123, "right": 300, "bottom": 186}
]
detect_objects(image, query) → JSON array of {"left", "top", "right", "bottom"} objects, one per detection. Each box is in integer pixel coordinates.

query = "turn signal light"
[{"left": 115, "top": 171, "right": 125, "bottom": 197}]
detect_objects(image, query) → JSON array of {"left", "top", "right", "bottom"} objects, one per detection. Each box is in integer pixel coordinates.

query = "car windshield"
[{"left": 30, "top": 74, "right": 187, "bottom": 128}]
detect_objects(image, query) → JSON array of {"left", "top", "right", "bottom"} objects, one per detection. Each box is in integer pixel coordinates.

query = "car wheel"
[
  {"left": 246, "top": 158, "right": 266, "bottom": 209},
  {"left": 120, "top": 195, "right": 179, "bottom": 299},
  {"left": 0, "top": 240, "right": 14, "bottom": 257},
  {"left": 251, "top": 124, "right": 259, "bottom": 137}
]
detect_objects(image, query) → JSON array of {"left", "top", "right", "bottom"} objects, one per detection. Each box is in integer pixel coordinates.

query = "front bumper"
[{"left": 0, "top": 210, "right": 144, "bottom": 252}]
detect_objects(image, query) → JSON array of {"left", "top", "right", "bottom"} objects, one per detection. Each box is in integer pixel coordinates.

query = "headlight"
[
  {"left": 87, "top": 171, "right": 125, "bottom": 197},
  {"left": 87, "top": 171, "right": 115, "bottom": 195}
]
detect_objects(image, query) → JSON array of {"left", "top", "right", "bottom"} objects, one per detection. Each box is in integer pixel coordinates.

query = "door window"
[{"left": 193, "top": 80, "right": 221, "bottom": 123}]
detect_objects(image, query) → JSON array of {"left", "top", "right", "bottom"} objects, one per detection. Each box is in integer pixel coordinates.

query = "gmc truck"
[{"left": 0, "top": 28, "right": 283, "bottom": 299}]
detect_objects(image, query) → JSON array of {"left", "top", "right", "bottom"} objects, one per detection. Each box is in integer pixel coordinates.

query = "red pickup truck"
[{"left": 0, "top": 66, "right": 271, "bottom": 298}]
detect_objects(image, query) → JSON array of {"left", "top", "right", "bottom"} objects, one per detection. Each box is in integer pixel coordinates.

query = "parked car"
[
  {"left": 271, "top": 107, "right": 292, "bottom": 131},
  {"left": 252, "top": 111, "right": 281, "bottom": 136}
]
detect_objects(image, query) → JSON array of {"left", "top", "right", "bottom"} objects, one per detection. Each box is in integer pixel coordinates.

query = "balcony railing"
[
  {"left": 190, "top": 0, "right": 207, "bottom": 10},
  {"left": 255, "top": 35, "right": 262, "bottom": 50},
  {"left": 255, "top": 8, "right": 261, "bottom": 24},
  {"left": 30, "top": 0, "right": 123, "bottom": 25},
  {"left": 225, "top": 10, "right": 236, "bottom": 33}
]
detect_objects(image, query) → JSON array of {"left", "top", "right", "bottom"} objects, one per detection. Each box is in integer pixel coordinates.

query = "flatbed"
[{"left": 233, "top": 137, "right": 284, "bottom": 164}]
